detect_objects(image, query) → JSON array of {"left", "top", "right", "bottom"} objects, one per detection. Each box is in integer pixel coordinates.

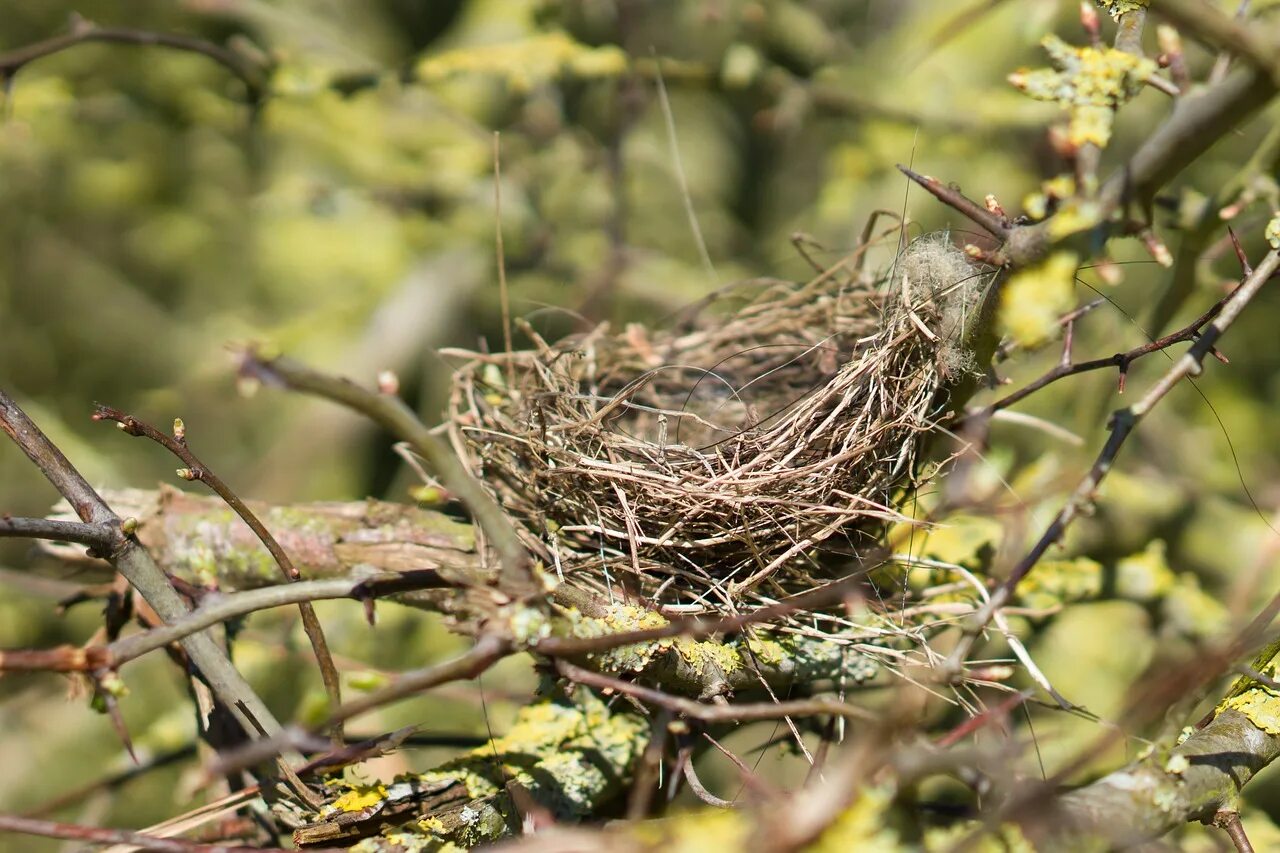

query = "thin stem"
[
  {"left": 945, "top": 248, "right": 1280, "bottom": 675},
  {"left": 237, "top": 350, "right": 536, "bottom": 598},
  {"left": 0, "top": 18, "right": 267, "bottom": 102},
  {"left": 0, "top": 813, "right": 337, "bottom": 853},
  {"left": 208, "top": 634, "right": 514, "bottom": 777},
  {"left": 556, "top": 660, "right": 875, "bottom": 723},
  {"left": 970, "top": 283, "right": 1232, "bottom": 418},
  {"left": 0, "top": 516, "right": 117, "bottom": 550},
  {"left": 92, "top": 406, "right": 345, "bottom": 741},
  {"left": 0, "top": 390, "right": 289, "bottom": 749}
]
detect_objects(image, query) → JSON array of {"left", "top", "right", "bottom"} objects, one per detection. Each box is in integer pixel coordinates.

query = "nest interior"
[{"left": 446, "top": 235, "right": 986, "bottom": 620}]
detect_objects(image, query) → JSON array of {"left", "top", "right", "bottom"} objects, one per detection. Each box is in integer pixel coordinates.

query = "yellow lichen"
[
  {"left": 1095, "top": 0, "right": 1149, "bottom": 20},
  {"left": 1009, "top": 35, "right": 1155, "bottom": 148},
  {"left": 808, "top": 785, "right": 902, "bottom": 852},
  {"left": 329, "top": 783, "right": 387, "bottom": 813},
  {"left": 999, "top": 251, "right": 1079, "bottom": 348},
  {"left": 417, "top": 32, "right": 628, "bottom": 94}
]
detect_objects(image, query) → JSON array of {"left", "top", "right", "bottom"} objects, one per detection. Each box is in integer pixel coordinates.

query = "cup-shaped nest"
[{"left": 447, "top": 237, "right": 985, "bottom": 612}]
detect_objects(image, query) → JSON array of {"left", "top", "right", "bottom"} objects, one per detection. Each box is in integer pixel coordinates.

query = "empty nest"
[{"left": 446, "top": 234, "right": 986, "bottom": 615}]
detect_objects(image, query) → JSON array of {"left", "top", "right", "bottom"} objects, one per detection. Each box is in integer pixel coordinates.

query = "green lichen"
[{"left": 1009, "top": 35, "right": 1156, "bottom": 148}]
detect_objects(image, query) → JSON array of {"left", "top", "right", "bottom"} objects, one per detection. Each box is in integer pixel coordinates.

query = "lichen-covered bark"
[
  {"left": 44, "top": 489, "right": 884, "bottom": 699},
  {"left": 291, "top": 691, "right": 648, "bottom": 850},
  {"left": 1048, "top": 692, "right": 1280, "bottom": 846}
]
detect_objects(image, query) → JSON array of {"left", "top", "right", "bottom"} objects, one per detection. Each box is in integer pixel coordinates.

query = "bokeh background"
[{"left": 3, "top": 1, "right": 1280, "bottom": 849}]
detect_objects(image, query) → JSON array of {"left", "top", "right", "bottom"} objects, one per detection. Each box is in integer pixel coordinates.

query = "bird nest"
[{"left": 446, "top": 235, "right": 985, "bottom": 616}]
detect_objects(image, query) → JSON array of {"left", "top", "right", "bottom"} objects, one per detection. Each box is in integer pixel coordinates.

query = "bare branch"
[
  {"left": 93, "top": 406, "right": 344, "bottom": 736},
  {"left": 946, "top": 248, "right": 1280, "bottom": 675},
  {"left": 0, "top": 16, "right": 267, "bottom": 102},
  {"left": 0, "top": 516, "right": 116, "bottom": 550},
  {"left": 236, "top": 349, "right": 538, "bottom": 599}
]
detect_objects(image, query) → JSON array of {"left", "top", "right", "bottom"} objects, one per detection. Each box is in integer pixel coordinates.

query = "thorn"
[
  {"left": 1211, "top": 347, "right": 1230, "bottom": 365},
  {"left": 1117, "top": 362, "right": 1129, "bottom": 393},
  {"left": 363, "top": 596, "right": 377, "bottom": 627},
  {"left": 1228, "top": 227, "right": 1252, "bottom": 276}
]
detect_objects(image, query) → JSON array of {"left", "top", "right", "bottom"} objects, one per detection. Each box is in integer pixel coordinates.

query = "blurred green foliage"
[{"left": 4, "top": 0, "right": 1280, "bottom": 848}]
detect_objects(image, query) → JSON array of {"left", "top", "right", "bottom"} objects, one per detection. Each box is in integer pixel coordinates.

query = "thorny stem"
[
  {"left": 944, "top": 248, "right": 1280, "bottom": 677},
  {"left": 895, "top": 165, "right": 1010, "bottom": 239},
  {"left": 236, "top": 350, "right": 538, "bottom": 600},
  {"left": 92, "top": 406, "right": 345, "bottom": 741},
  {"left": 969, "top": 281, "right": 1233, "bottom": 418}
]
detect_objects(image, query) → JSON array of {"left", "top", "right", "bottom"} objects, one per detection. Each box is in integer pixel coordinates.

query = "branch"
[
  {"left": 556, "top": 660, "right": 876, "bottom": 724},
  {"left": 236, "top": 349, "right": 537, "bottom": 600},
  {"left": 0, "top": 812, "right": 339, "bottom": 853},
  {"left": 93, "top": 406, "right": 344, "bottom": 738},
  {"left": 946, "top": 248, "right": 1280, "bottom": 674},
  {"left": 971, "top": 276, "right": 1233, "bottom": 417},
  {"left": 0, "top": 16, "right": 267, "bottom": 102},
  {"left": 0, "top": 516, "right": 116, "bottom": 550},
  {"left": 290, "top": 692, "right": 648, "bottom": 849},
  {"left": 0, "top": 391, "right": 285, "bottom": 738},
  {"left": 1046, "top": 708, "right": 1280, "bottom": 846},
  {"left": 1150, "top": 0, "right": 1280, "bottom": 86},
  {"left": 0, "top": 572, "right": 448, "bottom": 673}
]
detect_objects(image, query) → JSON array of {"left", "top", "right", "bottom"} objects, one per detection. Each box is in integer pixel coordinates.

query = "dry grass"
[{"left": 445, "top": 232, "right": 989, "bottom": 621}]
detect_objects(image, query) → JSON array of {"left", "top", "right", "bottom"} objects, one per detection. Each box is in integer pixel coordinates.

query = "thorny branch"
[
  {"left": 972, "top": 267, "right": 1235, "bottom": 418},
  {"left": 945, "top": 248, "right": 1280, "bottom": 675}
]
